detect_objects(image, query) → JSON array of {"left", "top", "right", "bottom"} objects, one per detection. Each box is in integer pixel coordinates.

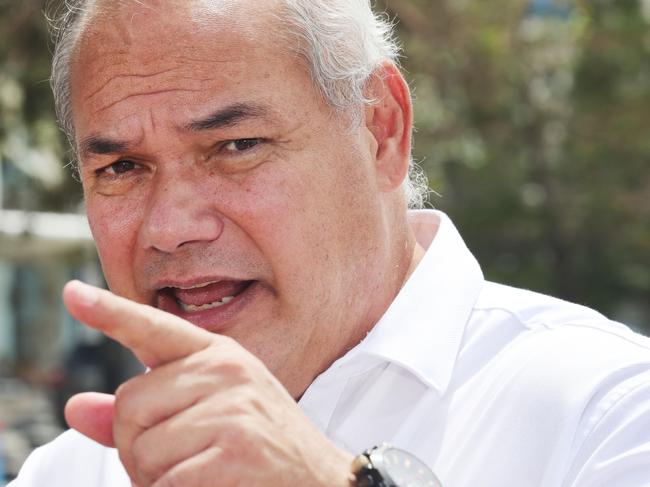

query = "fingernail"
[{"left": 72, "top": 281, "right": 99, "bottom": 307}]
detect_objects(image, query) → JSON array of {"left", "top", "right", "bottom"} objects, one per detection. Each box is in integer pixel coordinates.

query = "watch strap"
[{"left": 351, "top": 447, "right": 391, "bottom": 487}]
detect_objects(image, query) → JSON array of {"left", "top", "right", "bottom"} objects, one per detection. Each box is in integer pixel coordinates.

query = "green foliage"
[
  {"left": 379, "top": 0, "right": 650, "bottom": 330},
  {"left": 0, "top": 0, "right": 81, "bottom": 212}
]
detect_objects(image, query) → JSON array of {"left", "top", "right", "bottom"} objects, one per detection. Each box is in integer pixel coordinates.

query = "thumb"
[{"left": 65, "top": 392, "right": 116, "bottom": 447}]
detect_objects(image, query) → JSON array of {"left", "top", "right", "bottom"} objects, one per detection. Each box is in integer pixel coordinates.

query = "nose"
[{"left": 138, "top": 174, "right": 224, "bottom": 253}]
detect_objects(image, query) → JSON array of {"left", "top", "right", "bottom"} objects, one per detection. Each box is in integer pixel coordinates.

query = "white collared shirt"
[{"left": 9, "top": 210, "right": 650, "bottom": 486}]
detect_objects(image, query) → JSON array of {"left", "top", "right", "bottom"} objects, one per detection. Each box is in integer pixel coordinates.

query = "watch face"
[{"left": 371, "top": 446, "right": 442, "bottom": 487}]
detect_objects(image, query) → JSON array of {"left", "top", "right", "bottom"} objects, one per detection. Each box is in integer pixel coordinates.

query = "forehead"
[
  {"left": 74, "top": 0, "right": 286, "bottom": 77},
  {"left": 81, "top": 0, "right": 283, "bottom": 44},
  {"left": 70, "top": 0, "right": 296, "bottom": 132}
]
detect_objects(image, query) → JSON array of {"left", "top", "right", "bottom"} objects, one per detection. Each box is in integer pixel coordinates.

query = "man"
[{"left": 9, "top": 0, "right": 650, "bottom": 486}]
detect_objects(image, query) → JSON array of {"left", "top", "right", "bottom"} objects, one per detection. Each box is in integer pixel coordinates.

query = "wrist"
[{"left": 314, "top": 447, "right": 356, "bottom": 487}]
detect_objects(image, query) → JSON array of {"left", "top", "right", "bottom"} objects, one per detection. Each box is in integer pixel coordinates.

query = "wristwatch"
[{"left": 351, "top": 443, "right": 442, "bottom": 487}]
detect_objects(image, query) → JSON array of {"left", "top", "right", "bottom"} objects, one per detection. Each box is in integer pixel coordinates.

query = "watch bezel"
[
  {"left": 360, "top": 444, "right": 442, "bottom": 487},
  {"left": 366, "top": 444, "right": 400, "bottom": 486}
]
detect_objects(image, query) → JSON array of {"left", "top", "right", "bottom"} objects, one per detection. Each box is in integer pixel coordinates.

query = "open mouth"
[{"left": 156, "top": 279, "right": 256, "bottom": 330}]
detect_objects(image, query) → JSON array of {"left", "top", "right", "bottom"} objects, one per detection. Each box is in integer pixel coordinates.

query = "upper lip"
[{"left": 154, "top": 275, "right": 250, "bottom": 291}]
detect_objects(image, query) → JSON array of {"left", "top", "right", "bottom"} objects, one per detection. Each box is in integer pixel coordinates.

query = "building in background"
[
  {"left": 0, "top": 209, "right": 141, "bottom": 481},
  {"left": 0, "top": 210, "right": 99, "bottom": 372}
]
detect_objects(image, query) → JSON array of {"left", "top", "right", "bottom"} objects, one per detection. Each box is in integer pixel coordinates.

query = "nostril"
[{"left": 140, "top": 210, "right": 225, "bottom": 253}]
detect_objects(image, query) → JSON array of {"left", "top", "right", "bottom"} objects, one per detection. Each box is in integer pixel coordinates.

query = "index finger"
[{"left": 63, "top": 280, "right": 215, "bottom": 368}]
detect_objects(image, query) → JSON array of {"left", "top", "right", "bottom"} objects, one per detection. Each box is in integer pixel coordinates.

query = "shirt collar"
[{"left": 350, "top": 210, "right": 484, "bottom": 395}]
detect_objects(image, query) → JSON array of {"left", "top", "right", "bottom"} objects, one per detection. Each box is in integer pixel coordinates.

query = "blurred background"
[{"left": 0, "top": 0, "right": 649, "bottom": 483}]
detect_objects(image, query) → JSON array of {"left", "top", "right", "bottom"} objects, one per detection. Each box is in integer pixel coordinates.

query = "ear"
[{"left": 364, "top": 62, "right": 413, "bottom": 193}]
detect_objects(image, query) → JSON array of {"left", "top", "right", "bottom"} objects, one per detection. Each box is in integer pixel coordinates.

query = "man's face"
[{"left": 69, "top": 1, "right": 400, "bottom": 395}]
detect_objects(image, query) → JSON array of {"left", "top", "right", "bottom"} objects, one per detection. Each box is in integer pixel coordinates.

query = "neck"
[
  {"left": 294, "top": 209, "right": 426, "bottom": 399},
  {"left": 404, "top": 238, "right": 426, "bottom": 286}
]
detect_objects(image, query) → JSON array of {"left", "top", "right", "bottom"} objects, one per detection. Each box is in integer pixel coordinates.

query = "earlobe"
[{"left": 364, "top": 62, "right": 413, "bottom": 192}]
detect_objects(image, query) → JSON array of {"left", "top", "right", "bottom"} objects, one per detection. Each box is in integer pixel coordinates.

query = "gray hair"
[{"left": 48, "top": 0, "right": 428, "bottom": 208}]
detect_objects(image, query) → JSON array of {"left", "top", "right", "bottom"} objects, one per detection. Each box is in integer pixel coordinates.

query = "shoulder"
[
  {"left": 452, "top": 283, "right": 650, "bottom": 483},
  {"left": 8, "top": 430, "right": 127, "bottom": 487},
  {"left": 462, "top": 281, "right": 650, "bottom": 416},
  {"left": 472, "top": 281, "right": 650, "bottom": 359}
]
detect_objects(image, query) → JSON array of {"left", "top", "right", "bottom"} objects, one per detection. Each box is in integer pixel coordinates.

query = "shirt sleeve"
[{"left": 565, "top": 369, "right": 650, "bottom": 486}]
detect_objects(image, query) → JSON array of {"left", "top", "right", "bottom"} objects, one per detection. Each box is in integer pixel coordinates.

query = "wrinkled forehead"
[
  {"left": 69, "top": 0, "right": 293, "bottom": 111},
  {"left": 74, "top": 0, "right": 287, "bottom": 64},
  {"left": 67, "top": 0, "right": 308, "bottom": 147}
]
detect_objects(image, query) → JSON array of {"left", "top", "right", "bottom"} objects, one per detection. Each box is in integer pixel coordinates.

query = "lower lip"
[{"left": 157, "top": 281, "right": 259, "bottom": 333}]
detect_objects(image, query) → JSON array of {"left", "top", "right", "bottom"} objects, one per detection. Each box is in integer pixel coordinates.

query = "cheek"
[
  {"left": 231, "top": 166, "right": 324, "bottom": 248},
  {"left": 228, "top": 151, "right": 377, "bottom": 291},
  {"left": 86, "top": 196, "right": 144, "bottom": 293}
]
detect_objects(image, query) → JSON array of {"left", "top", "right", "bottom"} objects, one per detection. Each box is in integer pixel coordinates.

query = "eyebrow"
[
  {"left": 183, "top": 102, "right": 272, "bottom": 132},
  {"left": 78, "top": 136, "right": 133, "bottom": 160},
  {"left": 78, "top": 102, "right": 274, "bottom": 161}
]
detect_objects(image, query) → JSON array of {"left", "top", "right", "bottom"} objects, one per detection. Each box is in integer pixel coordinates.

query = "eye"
[
  {"left": 223, "top": 138, "right": 262, "bottom": 153},
  {"left": 88, "top": 159, "right": 148, "bottom": 196},
  {"left": 97, "top": 160, "right": 138, "bottom": 176}
]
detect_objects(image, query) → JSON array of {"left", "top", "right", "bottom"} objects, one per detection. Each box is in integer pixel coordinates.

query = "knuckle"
[
  {"left": 131, "top": 435, "right": 159, "bottom": 478},
  {"left": 217, "top": 358, "right": 251, "bottom": 381},
  {"left": 114, "top": 379, "right": 146, "bottom": 425},
  {"left": 194, "top": 349, "right": 253, "bottom": 384},
  {"left": 114, "top": 384, "right": 132, "bottom": 417},
  {"left": 159, "top": 476, "right": 182, "bottom": 487},
  {"left": 229, "top": 388, "right": 265, "bottom": 417},
  {"left": 221, "top": 411, "right": 260, "bottom": 444},
  {"left": 156, "top": 468, "right": 190, "bottom": 487},
  {"left": 114, "top": 379, "right": 134, "bottom": 404}
]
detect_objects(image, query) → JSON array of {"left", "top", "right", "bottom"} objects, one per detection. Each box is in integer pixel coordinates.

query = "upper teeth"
[
  {"left": 179, "top": 296, "right": 234, "bottom": 313},
  {"left": 176, "top": 281, "right": 221, "bottom": 290}
]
